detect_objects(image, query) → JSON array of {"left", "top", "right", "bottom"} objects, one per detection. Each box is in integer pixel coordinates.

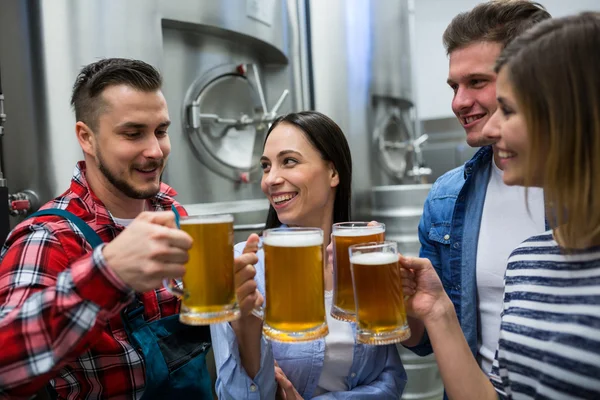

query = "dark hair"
[
  {"left": 494, "top": 12, "right": 600, "bottom": 249},
  {"left": 443, "top": 0, "right": 550, "bottom": 55},
  {"left": 263, "top": 111, "right": 352, "bottom": 229},
  {"left": 70, "top": 58, "right": 162, "bottom": 131}
]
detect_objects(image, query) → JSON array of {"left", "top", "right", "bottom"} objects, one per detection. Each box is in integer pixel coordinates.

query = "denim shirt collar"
[{"left": 464, "top": 145, "right": 493, "bottom": 179}]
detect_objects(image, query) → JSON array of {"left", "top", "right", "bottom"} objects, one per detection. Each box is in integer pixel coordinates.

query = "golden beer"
[
  {"left": 178, "top": 214, "right": 237, "bottom": 325},
  {"left": 263, "top": 228, "right": 328, "bottom": 342},
  {"left": 350, "top": 242, "right": 411, "bottom": 345},
  {"left": 331, "top": 222, "right": 385, "bottom": 321}
]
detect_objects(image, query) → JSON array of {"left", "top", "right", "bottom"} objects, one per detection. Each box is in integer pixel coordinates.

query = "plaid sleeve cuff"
[{"left": 70, "top": 244, "right": 134, "bottom": 312}]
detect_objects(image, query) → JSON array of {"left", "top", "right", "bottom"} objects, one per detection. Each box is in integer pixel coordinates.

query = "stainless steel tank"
[
  {"left": 371, "top": 184, "right": 431, "bottom": 257},
  {"left": 0, "top": 0, "right": 309, "bottom": 232},
  {"left": 309, "top": 0, "right": 442, "bottom": 398}
]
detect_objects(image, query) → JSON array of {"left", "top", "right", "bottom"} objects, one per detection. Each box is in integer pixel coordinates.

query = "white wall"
[{"left": 413, "top": 0, "right": 600, "bottom": 121}]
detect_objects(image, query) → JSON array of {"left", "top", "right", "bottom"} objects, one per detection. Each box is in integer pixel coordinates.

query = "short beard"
[{"left": 96, "top": 152, "right": 163, "bottom": 200}]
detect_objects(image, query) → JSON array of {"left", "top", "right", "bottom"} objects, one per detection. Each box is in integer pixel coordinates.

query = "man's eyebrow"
[
  {"left": 447, "top": 73, "right": 494, "bottom": 85},
  {"left": 116, "top": 122, "right": 147, "bottom": 130},
  {"left": 115, "top": 120, "right": 171, "bottom": 130}
]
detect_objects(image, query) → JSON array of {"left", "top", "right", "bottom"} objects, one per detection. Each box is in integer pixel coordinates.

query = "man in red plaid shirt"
[{"left": 0, "top": 58, "right": 258, "bottom": 399}]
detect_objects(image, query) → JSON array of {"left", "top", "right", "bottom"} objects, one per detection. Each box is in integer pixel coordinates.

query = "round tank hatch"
[
  {"left": 374, "top": 108, "right": 414, "bottom": 179},
  {"left": 183, "top": 64, "right": 267, "bottom": 182}
]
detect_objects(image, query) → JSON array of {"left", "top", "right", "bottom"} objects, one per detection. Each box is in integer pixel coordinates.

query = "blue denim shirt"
[
  {"left": 407, "top": 146, "right": 493, "bottom": 359},
  {"left": 210, "top": 239, "right": 407, "bottom": 400}
]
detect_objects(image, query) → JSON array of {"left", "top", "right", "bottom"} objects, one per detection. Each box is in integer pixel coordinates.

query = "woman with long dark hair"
[{"left": 211, "top": 111, "right": 406, "bottom": 399}]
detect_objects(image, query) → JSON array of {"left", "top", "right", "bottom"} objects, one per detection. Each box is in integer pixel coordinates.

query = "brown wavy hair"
[
  {"left": 71, "top": 58, "right": 162, "bottom": 131},
  {"left": 443, "top": 0, "right": 550, "bottom": 54},
  {"left": 495, "top": 12, "right": 600, "bottom": 249}
]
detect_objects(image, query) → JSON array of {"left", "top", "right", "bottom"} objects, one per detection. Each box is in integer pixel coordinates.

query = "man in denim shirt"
[{"left": 404, "top": 1, "right": 550, "bottom": 376}]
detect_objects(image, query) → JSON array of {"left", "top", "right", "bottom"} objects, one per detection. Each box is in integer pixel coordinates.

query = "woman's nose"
[
  {"left": 483, "top": 108, "right": 502, "bottom": 141},
  {"left": 263, "top": 169, "right": 283, "bottom": 186}
]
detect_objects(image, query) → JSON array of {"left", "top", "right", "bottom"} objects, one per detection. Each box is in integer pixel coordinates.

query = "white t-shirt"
[
  {"left": 476, "top": 159, "right": 545, "bottom": 373},
  {"left": 112, "top": 216, "right": 134, "bottom": 227},
  {"left": 312, "top": 290, "right": 355, "bottom": 395}
]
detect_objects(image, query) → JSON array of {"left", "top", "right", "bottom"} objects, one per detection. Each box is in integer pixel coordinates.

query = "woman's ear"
[{"left": 329, "top": 161, "right": 340, "bottom": 188}]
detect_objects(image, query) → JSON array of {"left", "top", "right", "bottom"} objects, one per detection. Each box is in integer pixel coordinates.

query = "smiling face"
[
  {"left": 492, "top": 67, "right": 540, "bottom": 187},
  {"left": 80, "top": 84, "right": 171, "bottom": 200},
  {"left": 448, "top": 41, "right": 502, "bottom": 148},
  {"left": 260, "top": 123, "right": 339, "bottom": 228}
]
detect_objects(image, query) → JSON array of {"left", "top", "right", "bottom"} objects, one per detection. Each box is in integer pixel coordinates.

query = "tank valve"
[
  {"left": 236, "top": 64, "right": 247, "bottom": 76},
  {"left": 8, "top": 190, "right": 38, "bottom": 216},
  {"left": 239, "top": 172, "right": 250, "bottom": 184}
]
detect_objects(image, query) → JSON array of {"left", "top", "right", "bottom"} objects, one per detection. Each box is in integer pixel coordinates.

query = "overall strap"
[
  {"left": 171, "top": 203, "right": 181, "bottom": 228},
  {"left": 28, "top": 209, "right": 104, "bottom": 248},
  {"left": 27, "top": 209, "right": 103, "bottom": 400}
]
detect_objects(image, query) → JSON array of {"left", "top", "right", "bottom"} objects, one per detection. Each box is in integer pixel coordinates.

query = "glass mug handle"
[
  {"left": 251, "top": 307, "right": 264, "bottom": 320},
  {"left": 163, "top": 278, "right": 185, "bottom": 297},
  {"left": 164, "top": 206, "right": 185, "bottom": 296},
  {"left": 248, "top": 241, "right": 265, "bottom": 320}
]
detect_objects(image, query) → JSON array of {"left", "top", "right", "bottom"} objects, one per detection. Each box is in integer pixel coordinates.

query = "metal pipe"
[
  {"left": 0, "top": 66, "right": 6, "bottom": 178},
  {"left": 0, "top": 67, "right": 9, "bottom": 244}
]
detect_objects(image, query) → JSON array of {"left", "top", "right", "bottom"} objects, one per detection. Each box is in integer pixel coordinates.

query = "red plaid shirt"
[{"left": 0, "top": 162, "right": 187, "bottom": 399}]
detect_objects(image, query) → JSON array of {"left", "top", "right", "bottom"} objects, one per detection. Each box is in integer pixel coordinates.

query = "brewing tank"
[
  {"left": 0, "top": 0, "right": 309, "bottom": 230},
  {"left": 309, "top": 1, "right": 442, "bottom": 398}
]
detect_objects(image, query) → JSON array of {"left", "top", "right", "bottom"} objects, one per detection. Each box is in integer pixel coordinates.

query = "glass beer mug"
[
  {"left": 164, "top": 214, "right": 239, "bottom": 325},
  {"left": 257, "top": 227, "right": 329, "bottom": 342},
  {"left": 349, "top": 241, "right": 411, "bottom": 345},
  {"left": 331, "top": 221, "right": 385, "bottom": 322}
]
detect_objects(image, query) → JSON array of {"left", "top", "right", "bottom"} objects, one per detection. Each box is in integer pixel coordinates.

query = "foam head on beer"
[
  {"left": 332, "top": 227, "right": 385, "bottom": 238},
  {"left": 262, "top": 230, "right": 323, "bottom": 247},
  {"left": 179, "top": 214, "right": 234, "bottom": 225},
  {"left": 349, "top": 251, "right": 397, "bottom": 266}
]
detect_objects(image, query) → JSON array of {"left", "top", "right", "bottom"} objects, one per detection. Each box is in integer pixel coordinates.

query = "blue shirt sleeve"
[{"left": 209, "top": 241, "right": 277, "bottom": 400}]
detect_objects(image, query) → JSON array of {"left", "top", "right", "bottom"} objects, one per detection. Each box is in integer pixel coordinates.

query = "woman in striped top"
[{"left": 401, "top": 12, "right": 600, "bottom": 400}]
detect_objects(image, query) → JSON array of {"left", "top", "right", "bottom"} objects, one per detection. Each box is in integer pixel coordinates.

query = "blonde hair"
[{"left": 496, "top": 13, "right": 600, "bottom": 249}]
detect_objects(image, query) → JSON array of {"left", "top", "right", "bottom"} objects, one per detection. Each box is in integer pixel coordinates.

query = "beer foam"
[
  {"left": 263, "top": 232, "right": 322, "bottom": 247},
  {"left": 350, "top": 252, "right": 397, "bottom": 265},
  {"left": 180, "top": 214, "right": 233, "bottom": 225},
  {"left": 333, "top": 227, "right": 384, "bottom": 237}
]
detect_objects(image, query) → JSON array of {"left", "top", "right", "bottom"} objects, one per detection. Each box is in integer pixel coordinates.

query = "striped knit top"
[{"left": 489, "top": 231, "right": 600, "bottom": 399}]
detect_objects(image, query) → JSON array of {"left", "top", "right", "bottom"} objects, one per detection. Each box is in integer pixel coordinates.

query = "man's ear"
[
  {"left": 76, "top": 121, "right": 96, "bottom": 157},
  {"left": 329, "top": 161, "right": 340, "bottom": 188}
]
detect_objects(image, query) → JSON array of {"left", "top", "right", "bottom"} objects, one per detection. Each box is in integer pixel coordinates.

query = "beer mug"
[
  {"left": 331, "top": 222, "right": 385, "bottom": 322},
  {"left": 258, "top": 227, "right": 329, "bottom": 342},
  {"left": 349, "top": 241, "right": 411, "bottom": 345},
  {"left": 164, "top": 214, "right": 239, "bottom": 325}
]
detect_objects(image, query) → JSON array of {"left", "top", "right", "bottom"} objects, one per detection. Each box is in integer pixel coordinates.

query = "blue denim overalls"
[{"left": 29, "top": 206, "right": 213, "bottom": 399}]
